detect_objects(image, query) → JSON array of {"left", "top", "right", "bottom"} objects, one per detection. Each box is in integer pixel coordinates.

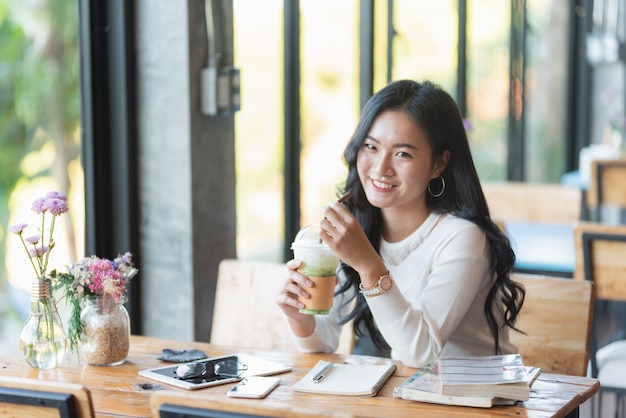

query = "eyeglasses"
[
  {"left": 213, "top": 358, "right": 248, "bottom": 378},
  {"left": 173, "top": 358, "right": 248, "bottom": 380}
]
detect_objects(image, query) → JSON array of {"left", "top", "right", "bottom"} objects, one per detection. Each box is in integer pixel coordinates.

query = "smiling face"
[{"left": 356, "top": 109, "right": 448, "bottom": 217}]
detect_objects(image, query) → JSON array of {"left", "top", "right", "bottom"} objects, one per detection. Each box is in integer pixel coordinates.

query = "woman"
[{"left": 276, "top": 79, "right": 525, "bottom": 368}]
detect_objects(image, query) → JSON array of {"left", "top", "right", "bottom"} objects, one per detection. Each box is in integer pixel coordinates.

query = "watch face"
[{"left": 380, "top": 275, "right": 392, "bottom": 291}]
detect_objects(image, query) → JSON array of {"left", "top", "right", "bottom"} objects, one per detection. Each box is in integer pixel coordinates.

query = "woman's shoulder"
[
  {"left": 437, "top": 213, "right": 480, "bottom": 230},
  {"left": 380, "top": 213, "right": 484, "bottom": 265},
  {"left": 434, "top": 213, "right": 485, "bottom": 241}
]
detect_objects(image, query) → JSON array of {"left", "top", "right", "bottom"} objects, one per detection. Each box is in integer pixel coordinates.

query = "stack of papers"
[
  {"left": 393, "top": 354, "right": 540, "bottom": 408},
  {"left": 438, "top": 354, "right": 537, "bottom": 399}
]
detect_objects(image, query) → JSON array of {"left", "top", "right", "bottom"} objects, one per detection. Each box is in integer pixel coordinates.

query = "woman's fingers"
[{"left": 276, "top": 260, "right": 311, "bottom": 312}]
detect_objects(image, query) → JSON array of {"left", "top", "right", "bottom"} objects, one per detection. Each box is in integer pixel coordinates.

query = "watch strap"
[{"left": 359, "top": 272, "right": 391, "bottom": 297}]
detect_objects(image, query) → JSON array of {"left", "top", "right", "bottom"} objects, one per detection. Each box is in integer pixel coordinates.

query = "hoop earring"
[{"left": 428, "top": 176, "right": 445, "bottom": 198}]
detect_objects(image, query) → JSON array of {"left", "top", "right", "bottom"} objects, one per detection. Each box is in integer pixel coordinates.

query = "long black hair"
[{"left": 335, "top": 79, "right": 525, "bottom": 354}]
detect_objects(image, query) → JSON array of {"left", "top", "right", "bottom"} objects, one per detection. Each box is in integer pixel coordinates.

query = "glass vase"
[
  {"left": 19, "top": 277, "right": 67, "bottom": 369},
  {"left": 80, "top": 295, "right": 130, "bottom": 366}
]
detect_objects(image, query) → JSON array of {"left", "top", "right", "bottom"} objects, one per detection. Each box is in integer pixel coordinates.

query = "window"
[
  {"left": 233, "top": 0, "right": 359, "bottom": 260},
  {"left": 233, "top": 1, "right": 595, "bottom": 262},
  {"left": 524, "top": 0, "right": 571, "bottom": 182},
  {"left": 233, "top": 0, "right": 284, "bottom": 261},
  {"left": 0, "top": 2, "right": 82, "bottom": 350}
]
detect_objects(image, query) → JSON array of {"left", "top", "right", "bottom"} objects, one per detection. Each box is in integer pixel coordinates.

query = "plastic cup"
[{"left": 291, "top": 225, "right": 340, "bottom": 315}]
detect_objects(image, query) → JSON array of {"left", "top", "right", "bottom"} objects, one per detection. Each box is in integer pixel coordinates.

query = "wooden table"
[{"left": 0, "top": 335, "right": 599, "bottom": 417}]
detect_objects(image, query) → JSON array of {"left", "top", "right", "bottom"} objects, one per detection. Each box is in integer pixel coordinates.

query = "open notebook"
[{"left": 292, "top": 360, "right": 397, "bottom": 397}]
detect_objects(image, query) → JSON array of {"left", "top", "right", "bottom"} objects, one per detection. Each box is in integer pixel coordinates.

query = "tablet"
[{"left": 138, "top": 353, "right": 292, "bottom": 390}]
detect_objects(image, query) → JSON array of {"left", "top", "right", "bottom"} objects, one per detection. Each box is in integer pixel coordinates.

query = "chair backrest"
[
  {"left": 482, "top": 181, "right": 582, "bottom": 224},
  {"left": 510, "top": 273, "right": 595, "bottom": 377},
  {"left": 573, "top": 222, "right": 626, "bottom": 377},
  {"left": 573, "top": 222, "right": 626, "bottom": 302},
  {"left": 150, "top": 389, "right": 343, "bottom": 418},
  {"left": 586, "top": 159, "right": 626, "bottom": 224},
  {"left": 210, "top": 259, "right": 354, "bottom": 354},
  {"left": 0, "top": 375, "right": 94, "bottom": 418}
]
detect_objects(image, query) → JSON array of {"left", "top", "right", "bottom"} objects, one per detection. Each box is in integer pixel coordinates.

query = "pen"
[{"left": 312, "top": 362, "right": 334, "bottom": 383}]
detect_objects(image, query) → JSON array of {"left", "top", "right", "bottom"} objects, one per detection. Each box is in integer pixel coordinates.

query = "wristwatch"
[{"left": 359, "top": 272, "right": 393, "bottom": 297}]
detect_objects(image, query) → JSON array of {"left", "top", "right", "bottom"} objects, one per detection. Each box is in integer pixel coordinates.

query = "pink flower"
[
  {"left": 30, "top": 192, "right": 68, "bottom": 215},
  {"left": 31, "top": 197, "right": 47, "bottom": 214},
  {"left": 89, "top": 259, "right": 117, "bottom": 275},
  {"left": 54, "top": 254, "right": 137, "bottom": 303},
  {"left": 10, "top": 223, "right": 28, "bottom": 235},
  {"left": 45, "top": 191, "right": 67, "bottom": 201},
  {"left": 87, "top": 259, "right": 125, "bottom": 296},
  {"left": 25, "top": 235, "right": 41, "bottom": 245},
  {"left": 29, "top": 245, "right": 49, "bottom": 258},
  {"left": 45, "top": 198, "right": 69, "bottom": 216},
  {"left": 13, "top": 190, "right": 69, "bottom": 279}
]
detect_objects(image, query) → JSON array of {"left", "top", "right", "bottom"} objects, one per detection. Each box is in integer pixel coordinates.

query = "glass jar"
[
  {"left": 80, "top": 295, "right": 130, "bottom": 366},
  {"left": 19, "top": 278, "right": 67, "bottom": 369}
]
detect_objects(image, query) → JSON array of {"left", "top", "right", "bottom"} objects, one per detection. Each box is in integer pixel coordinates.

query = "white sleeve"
[{"left": 367, "top": 222, "right": 491, "bottom": 367}]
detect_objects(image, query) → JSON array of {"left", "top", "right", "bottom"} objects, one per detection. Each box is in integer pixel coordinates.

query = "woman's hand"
[
  {"left": 276, "top": 259, "right": 310, "bottom": 315},
  {"left": 275, "top": 259, "right": 316, "bottom": 336},
  {"left": 319, "top": 201, "right": 387, "bottom": 286}
]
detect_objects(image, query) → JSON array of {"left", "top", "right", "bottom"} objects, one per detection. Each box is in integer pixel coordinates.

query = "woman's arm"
[{"left": 368, "top": 221, "right": 491, "bottom": 367}]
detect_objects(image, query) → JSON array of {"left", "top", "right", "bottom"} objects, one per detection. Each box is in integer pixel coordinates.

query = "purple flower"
[
  {"left": 13, "top": 190, "right": 70, "bottom": 279},
  {"left": 29, "top": 245, "right": 49, "bottom": 258},
  {"left": 45, "top": 191, "right": 67, "bottom": 202},
  {"left": 10, "top": 223, "right": 28, "bottom": 235},
  {"left": 45, "top": 198, "right": 69, "bottom": 216},
  {"left": 31, "top": 197, "right": 46, "bottom": 214},
  {"left": 115, "top": 252, "right": 133, "bottom": 265},
  {"left": 25, "top": 235, "right": 41, "bottom": 245}
]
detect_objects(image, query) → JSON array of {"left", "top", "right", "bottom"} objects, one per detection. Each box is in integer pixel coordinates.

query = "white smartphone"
[{"left": 226, "top": 376, "right": 281, "bottom": 399}]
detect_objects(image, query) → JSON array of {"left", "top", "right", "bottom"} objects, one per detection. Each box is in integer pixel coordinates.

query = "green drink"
[{"left": 291, "top": 225, "right": 340, "bottom": 315}]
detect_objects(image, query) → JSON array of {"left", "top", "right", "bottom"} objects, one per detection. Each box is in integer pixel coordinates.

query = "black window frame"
[{"left": 78, "top": 0, "right": 140, "bottom": 331}]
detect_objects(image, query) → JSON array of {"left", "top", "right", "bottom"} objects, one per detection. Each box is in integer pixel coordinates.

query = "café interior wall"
[{"left": 135, "top": 0, "right": 237, "bottom": 342}]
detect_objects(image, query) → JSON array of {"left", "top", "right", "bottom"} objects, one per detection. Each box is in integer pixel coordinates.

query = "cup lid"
[{"left": 291, "top": 224, "right": 327, "bottom": 249}]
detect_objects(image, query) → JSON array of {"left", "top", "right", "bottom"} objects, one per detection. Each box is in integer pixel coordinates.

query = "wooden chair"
[
  {"left": 509, "top": 273, "right": 595, "bottom": 377},
  {"left": 586, "top": 159, "right": 626, "bottom": 225},
  {"left": 150, "top": 389, "right": 349, "bottom": 418},
  {"left": 0, "top": 375, "right": 94, "bottom": 418},
  {"left": 211, "top": 259, "right": 354, "bottom": 354},
  {"left": 482, "top": 182, "right": 582, "bottom": 277},
  {"left": 482, "top": 181, "right": 582, "bottom": 224},
  {"left": 574, "top": 222, "right": 626, "bottom": 417}
]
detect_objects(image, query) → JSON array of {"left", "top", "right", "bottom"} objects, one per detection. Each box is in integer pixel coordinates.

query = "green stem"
[
  {"left": 18, "top": 235, "right": 40, "bottom": 277},
  {"left": 39, "top": 210, "right": 46, "bottom": 276},
  {"left": 54, "top": 272, "right": 83, "bottom": 354},
  {"left": 42, "top": 215, "right": 56, "bottom": 276},
  {"left": 38, "top": 279, "right": 59, "bottom": 360},
  {"left": 44, "top": 297, "right": 56, "bottom": 354}
]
